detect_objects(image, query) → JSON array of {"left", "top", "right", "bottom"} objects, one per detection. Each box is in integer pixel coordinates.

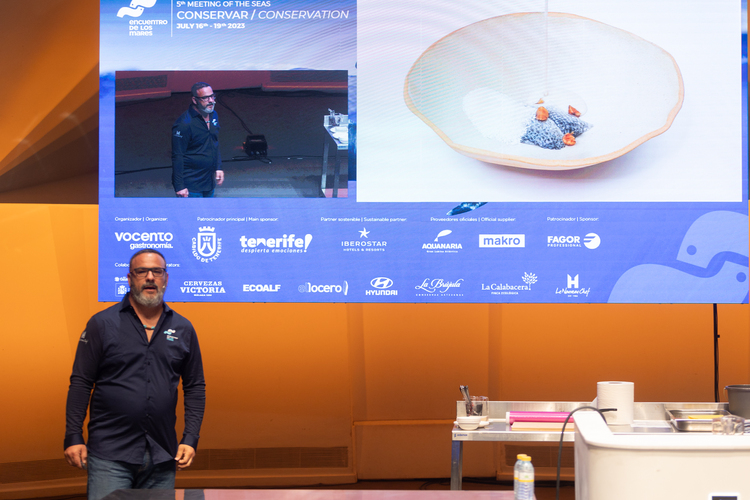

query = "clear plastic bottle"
[
  {"left": 514, "top": 454, "right": 534, "bottom": 500},
  {"left": 513, "top": 454, "right": 527, "bottom": 498}
]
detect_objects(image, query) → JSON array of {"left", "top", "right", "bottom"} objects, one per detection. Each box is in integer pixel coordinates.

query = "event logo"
[
  {"left": 242, "top": 284, "right": 282, "bottom": 292},
  {"left": 366, "top": 277, "right": 397, "bottom": 296},
  {"left": 481, "top": 272, "right": 537, "bottom": 296},
  {"left": 547, "top": 233, "right": 601, "bottom": 249},
  {"left": 556, "top": 274, "right": 591, "bottom": 298},
  {"left": 415, "top": 278, "right": 464, "bottom": 296},
  {"left": 479, "top": 234, "right": 525, "bottom": 248},
  {"left": 298, "top": 281, "right": 349, "bottom": 295},
  {"left": 116, "top": 284, "right": 129, "bottom": 296},
  {"left": 342, "top": 228, "right": 387, "bottom": 252},
  {"left": 180, "top": 280, "right": 226, "bottom": 297},
  {"left": 423, "top": 229, "right": 462, "bottom": 253},
  {"left": 115, "top": 231, "right": 174, "bottom": 250},
  {"left": 240, "top": 233, "right": 312, "bottom": 254},
  {"left": 192, "top": 227, "right": 222, "bottom": 262},
  {"left": 117, "top": 0, "right": 157, "bottom": 18}
]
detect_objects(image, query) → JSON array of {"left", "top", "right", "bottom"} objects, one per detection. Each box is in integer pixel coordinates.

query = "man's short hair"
[
  {"left": 129, "top": 249, "right": 167, "bottom": 270},
  {"left": 191, "top": 82, "right": 211, "bottom": 97}
]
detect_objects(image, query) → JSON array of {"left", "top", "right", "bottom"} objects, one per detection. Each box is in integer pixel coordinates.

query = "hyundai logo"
[{"left": 370, "top": 277, "right": 394, "bottom": 289}]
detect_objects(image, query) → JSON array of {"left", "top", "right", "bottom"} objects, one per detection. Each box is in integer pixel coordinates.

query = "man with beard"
[
  {"left": 64, "top": 249, "right": 206, "bottom": 500},
  {"left": 172, "top": 82, "right": 225, "bottom": 197}
]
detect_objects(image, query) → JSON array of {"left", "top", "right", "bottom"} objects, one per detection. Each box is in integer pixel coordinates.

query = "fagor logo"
[
  {"left": 479, "top": 234, "right": 525, "bottom": 248},
  {"left": 117, "top": 0, "right": 157, "bottom": 18}
]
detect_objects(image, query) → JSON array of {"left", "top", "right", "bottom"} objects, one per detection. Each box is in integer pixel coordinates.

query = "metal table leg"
[
  {"left": 450, "top": 439, "right": 463, "bottom": 490},
  {"left": 321, "top": 137, "right": 330, "bottom": 196}
]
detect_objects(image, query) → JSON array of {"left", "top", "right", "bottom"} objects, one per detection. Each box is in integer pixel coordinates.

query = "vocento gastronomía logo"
[
  {"left": 240, "top": 233, "right": 313, "bottom": 254},
  {"left": 298, "top": 281, "right": 348, "bottom": 295},
  {"left": 192, "top": 227, "right": 222, "bottom": 262},
  {"left": 115, "top": 231, "right": 174, "bottom": 250}
]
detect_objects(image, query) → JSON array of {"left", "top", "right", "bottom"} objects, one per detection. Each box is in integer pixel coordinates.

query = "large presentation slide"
[{"left": 99, "top": 0, "right": 749, "bottom": 303}]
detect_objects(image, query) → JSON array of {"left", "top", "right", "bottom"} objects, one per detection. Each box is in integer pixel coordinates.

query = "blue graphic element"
[
  {"left": 609, "top": 211, "right": 749, "bottom": 303},
  {"left": 447, "top": 202, "right": 487, "bottom": 216}
]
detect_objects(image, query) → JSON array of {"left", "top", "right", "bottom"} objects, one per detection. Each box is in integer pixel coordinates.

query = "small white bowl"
[{"left": 456, "top": 416, "right": 483, "bottom": 430}]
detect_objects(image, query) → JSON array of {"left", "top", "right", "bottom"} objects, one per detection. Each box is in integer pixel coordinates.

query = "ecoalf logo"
[
  {"left": 192, "top": 227, "right": 222, "bottom": 262},
  {"left": 415, "top": 278, "right": 464, "bottom": 296},
  {"left": 342, "top": 228, "right": 387, "bottom": 252},
  {"left": 423, "top": 229, "right": 463, "bottom": 253},
  {"left": 242, "top": 284, "right": 281, "bottom": 292},
  {"left": 366, "top": 277, "right": 398, "bottom": 296},
  {"left": 117, "top": 0, "right": 156, "bottom": 18},
  {"left": 240, "top": 234, "right": 312, "bottom": 254},
  {"left": 115, "top": 231, "right": 174, "bottom": 250},
  {"left": 481, "top": 272, "right": 537, "bottom": 296},
  {"left": 479, "top": 234, "right": 525, "bottom": 248},
  {"left": 548, "top": 233, "right": 601, "bottom": 249},
  {"left": 556, "top": 274, "right": 591, "bottom": 297},
  {"left": 298, "top": 281, "right": 349, "bottom": 295},
  {"left": 180, "top": 280, "right": 226, "bottom": 297}
]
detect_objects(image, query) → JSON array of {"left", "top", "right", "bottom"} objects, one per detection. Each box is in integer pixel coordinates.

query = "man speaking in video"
[{"left": 172, "top": 82, "right": 225, "bottom": 197}]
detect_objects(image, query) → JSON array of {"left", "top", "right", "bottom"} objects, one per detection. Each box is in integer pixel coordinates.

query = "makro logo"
[
  {"left": 555, "top": 274, "right": 591, "bottom": 298},
  {"left": 192, "top": 227, "right": 222, "bottom": 262},
  {"left": 117, "top": 0, "right": 157, "bottom": 18},
  {"left": 180, "top": 280, "right": 226, "bottom": 297},
  {"left": 481, "top": 272, "right": 537, "bottom": 296},
  {"left": 240, "top": 234, "right": 312, "bottom": 254},
  {"left": 415, "top": 278, "right": 464, "bottom": 296},
  {"left": 366, "top": 277, "right": 398, "bottom": 296},
  {"left": 298, "top": 281, "right": 349, "bottom": 295},
  {"left": 547, "top": 233, "right": 601, "bottom": 249},
  {"left": 423, "top": 229, "right": 463, "bottom": 253},
  {"left": 342, "top": 228, "right": 387, "bottom": 252},
  {"left": 243, "top": 284, "right": 282, "bottom": 292},
  {"left": 115, "top": 231, "right": 174, "bottom": 250},
  {"left": 479, "top": 234, "right": 525, "bottom": 248}
]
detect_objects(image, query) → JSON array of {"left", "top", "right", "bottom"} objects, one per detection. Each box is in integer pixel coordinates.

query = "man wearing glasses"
[
  {"left": 172, "top": 82, "right": 225, "bottom": 197},
  {"left": 64, "top": 249, "right": 206, "bottom": 500}
]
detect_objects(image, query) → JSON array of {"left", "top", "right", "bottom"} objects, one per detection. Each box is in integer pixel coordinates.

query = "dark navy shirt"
[
  {"left": 171, "top": 106, "right": 222, "bottom": 193},
  {"left": 64, "top": 295, "right": 206, "bottom": 465}
]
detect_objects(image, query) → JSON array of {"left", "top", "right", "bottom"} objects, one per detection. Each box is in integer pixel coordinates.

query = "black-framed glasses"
[
  {"left": 196, "top": 94, "right": 216, "bottom": 101},
  {"left": 130, "top": 267, "right": 167, "bottom": 278}
]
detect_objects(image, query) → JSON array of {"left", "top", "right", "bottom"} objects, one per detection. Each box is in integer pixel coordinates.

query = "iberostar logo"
[{"left": 118, "top": 0, "right": 157, "bottom": 18}]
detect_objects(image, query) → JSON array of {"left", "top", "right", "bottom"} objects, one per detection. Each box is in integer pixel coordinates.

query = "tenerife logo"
[
  {"left": 180, "top": 280, "right": 226, "bottom": 297},
  {"left": 481, "top": 272, "right": 537, "bottom": 296},
  {"left": 556, "top": 274, "right": 591, "bottom": 298},
  {"left": 240, "top": 234, "right": 312, "bottom": 254},
  {"left": 423, "top": 229, "right": 463, "bottom": 253},
  {"left": 243, "top": 284, "right": 282, "bottom": 292},
  {"left": 192, "top": 227, "right": 222, "bottom": 262},
  {"left": 115, "top": 231, "right": 174, "bottom": 250},
  {"left": 479, "top": 234, "right": 525, "bottom": 248},
  {"left": 366, "top": 277, "right": 398, "bottom": 296},
  {"left": 548, "top": 233, "right": 601, "bottom": 249},
  {"left": 117, "top": 0, "right": 157, "bottom": 18},
  {"left": 298, "top": 281, "right": 349, "bottom": 295},
  {"left": 415, "top": 278, "right": 464, "bottom": 296},
  {"left": 342, "top": 228, "right": 387, "bottom": 252}
]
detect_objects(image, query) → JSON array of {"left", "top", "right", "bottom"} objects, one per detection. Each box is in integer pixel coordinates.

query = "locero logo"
[{"left": 298, "top": 281, "right": 348, "bottom": 295}]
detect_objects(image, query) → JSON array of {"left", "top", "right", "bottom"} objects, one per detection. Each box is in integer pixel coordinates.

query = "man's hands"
[
  {"left": 175, "top": 444, "right": 196, "bottom": 470},
  {"left": 176, "top": 188, "right": 189, "bottom": 197},
  {"left": 64, "top": 444, "right": 88, "bottom": 469},
  {"left": 216, "top": 170, "right": 224, "bottom": 186}
]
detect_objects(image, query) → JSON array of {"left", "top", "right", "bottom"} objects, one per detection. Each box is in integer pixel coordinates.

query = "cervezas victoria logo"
[{"left": 192, "top": 227, "right": 222, "bottom": 262}]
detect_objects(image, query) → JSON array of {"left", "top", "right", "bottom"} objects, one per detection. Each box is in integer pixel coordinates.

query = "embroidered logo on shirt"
[
  {"left": 163, "top": 328, "right": 179, "bottom": 341},
  {"left": 80, "top": 330, "right": 88, "bottom": 343},
  {"left": 211, "top": 119, "right": 218, "bottom": 127},
  {"left": 174, "top": 130, "right": 182, "bottom": 138}
]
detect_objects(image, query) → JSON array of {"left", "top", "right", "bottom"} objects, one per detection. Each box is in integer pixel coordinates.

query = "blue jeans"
[
  {"left": 187, "top": 188, "right": 215, "bottom": 198},
  {"left": 87, "top": 447, "right": 176, "bottom": 500}
]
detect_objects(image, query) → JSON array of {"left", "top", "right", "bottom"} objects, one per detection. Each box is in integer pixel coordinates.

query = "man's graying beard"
[{"left": 131, "top": 282, "right": 165, "bottom": 307}]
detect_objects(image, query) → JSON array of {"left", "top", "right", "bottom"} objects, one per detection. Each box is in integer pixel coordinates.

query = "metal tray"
[{"left": 667, "top": 409, "right": 730, "bottom": 432}]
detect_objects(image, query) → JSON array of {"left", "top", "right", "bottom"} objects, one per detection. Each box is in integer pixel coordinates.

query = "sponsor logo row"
[
  {"left": 115, "top": 273, "right": 592, "bottom": 299},
  {"left": 114, "top": 227, "right": 601, "bottom": 260}
]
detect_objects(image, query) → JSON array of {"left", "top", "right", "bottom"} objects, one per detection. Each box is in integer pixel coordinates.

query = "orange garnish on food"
[
  {"left": 536, "top": 107, "right": 549, "bottom": 121},
  {"left": 536, "top": 98, "right": 545, "bottom": 104},
  {"left": 563, "top": 133, "right": 576, "bottom": 146},
  {"left": 568, "top": 105, "right": 581, "bottom": 117}
]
